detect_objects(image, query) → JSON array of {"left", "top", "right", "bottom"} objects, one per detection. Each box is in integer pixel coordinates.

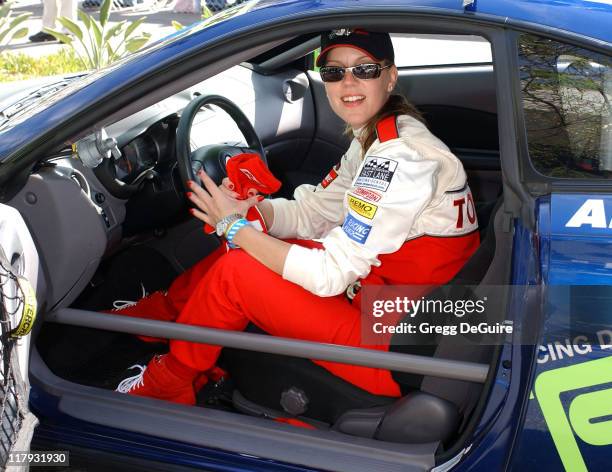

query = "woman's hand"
[
  {"left": 188, "top": 170, "right": 261, "bottom": 227},
  {"left": 189, "top": 171, "right": 287, "bottom": 276},
  {"left": 220, "top": 177, "right": 258, "bottom": 199}
]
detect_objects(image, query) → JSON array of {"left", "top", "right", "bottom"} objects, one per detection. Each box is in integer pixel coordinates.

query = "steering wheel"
[{"left": 176, "top": 94, "right": 267, "bottom": 194}]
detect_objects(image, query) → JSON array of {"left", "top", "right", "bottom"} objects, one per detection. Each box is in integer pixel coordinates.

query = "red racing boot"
[
  {"left": 106, "top": 284, "right": 178, "bottom": 343},
  {"left": 115, "top": 353, "right": 200, "bottom": 405}
]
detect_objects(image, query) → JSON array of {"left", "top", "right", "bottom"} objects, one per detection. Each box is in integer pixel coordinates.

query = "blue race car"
[{"left": 0, "top": 0, "right": 610, "bottom": 471}]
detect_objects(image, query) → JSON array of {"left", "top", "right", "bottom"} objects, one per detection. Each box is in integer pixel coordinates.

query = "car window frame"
[
  {"left": 390, "top": 33, "right": 493, "bottom": 68},
  {"left": 508, "top": 29, "right": 612, "bottom": 195}
]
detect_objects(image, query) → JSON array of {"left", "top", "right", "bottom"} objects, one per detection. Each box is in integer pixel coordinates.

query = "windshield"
[{"left": 0, "top": 76, "right": 86, "bottom": 129}]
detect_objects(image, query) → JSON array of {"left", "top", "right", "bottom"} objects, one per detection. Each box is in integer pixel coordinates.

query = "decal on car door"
[{"left": 534, "top": 357, "right": 612, "bottom": 472}]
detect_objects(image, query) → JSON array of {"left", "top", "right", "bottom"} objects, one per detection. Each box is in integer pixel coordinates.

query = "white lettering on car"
[{"left": 565, "top": 199, "right": 611, "bottom": 228}]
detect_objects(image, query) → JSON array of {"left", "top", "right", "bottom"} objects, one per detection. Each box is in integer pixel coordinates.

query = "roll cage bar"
[{"left": 48, "top": 309, "right": 489, "bottom": 383}]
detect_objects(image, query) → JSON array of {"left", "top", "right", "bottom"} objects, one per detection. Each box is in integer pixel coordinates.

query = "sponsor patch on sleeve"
[
  {"left": 354, "top": 156, "right": 397, "bottom": 191},
  {"left": 347, "top": 194, "right": 378, "bottom": 219},
  {"left": 320, "top": 162, "right": 341, "bottom": 189},
  {"left": 351, "top": 187, "right": 382, "bottom": 202},
  {"left": 342, "top": 214, "right": 372, "bottom": 244}
]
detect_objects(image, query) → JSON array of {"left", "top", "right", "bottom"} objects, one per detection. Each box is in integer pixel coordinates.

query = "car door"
[
  {"left": 0, "top": 204, "right": 40, "bottom": 469},
  {"left": 507, "top": 32, "right": 612, "bottom": 472}
]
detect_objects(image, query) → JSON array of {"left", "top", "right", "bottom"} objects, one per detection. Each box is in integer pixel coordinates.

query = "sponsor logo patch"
[
  {"left": 239, "top": 168, "right": 264, "bottom": 186},
  {"left": 321, "top": 169, "right": 338, "bottom": 188},
  {"left": 355, "top": 157, "right": 397, "bottom": 191},
  {"left": 453, "top": 192, "right": 477, "bottom": 229},
  {"left": 351, "top": 187, "right": 382, "bottom": 202},
  {"left": 342, "top": 214, "right": 372, "bottom": 244},
  {"left": 329, "top": 28, "right": 353, "bottom": 39},
  {"left": 320, "top": 162, "right": 341, "bottom": 189},
  {"left": 347, "top": 194, "right": 378, "bottom": 219}
]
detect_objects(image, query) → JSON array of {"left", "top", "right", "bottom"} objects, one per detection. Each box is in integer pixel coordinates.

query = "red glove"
[{"left": 202, "top": 153, "right": 280, "bottom": 236}]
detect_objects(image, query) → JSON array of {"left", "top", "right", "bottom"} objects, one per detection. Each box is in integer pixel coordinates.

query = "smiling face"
[{"left": 323, "top": 46, "right": 398, "bottom": 130}]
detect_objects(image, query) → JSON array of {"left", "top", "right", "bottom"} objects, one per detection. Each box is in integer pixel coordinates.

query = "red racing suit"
[{"left": 120, "top": 114, "right": 480, "bottom": 397}]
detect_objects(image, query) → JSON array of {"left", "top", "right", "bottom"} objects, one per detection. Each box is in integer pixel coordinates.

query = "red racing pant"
[{"left": 137, "top": 239, "right": 402, "bottom": 398}]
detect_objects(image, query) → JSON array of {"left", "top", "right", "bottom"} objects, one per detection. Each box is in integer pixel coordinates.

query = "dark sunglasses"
[{"left": 319, "top": 63, "right": 392, "bottom": 83}]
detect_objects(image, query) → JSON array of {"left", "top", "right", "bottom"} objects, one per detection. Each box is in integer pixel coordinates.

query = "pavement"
[{"left": 3, "top": 0, "right": 202, "bottom": 58}]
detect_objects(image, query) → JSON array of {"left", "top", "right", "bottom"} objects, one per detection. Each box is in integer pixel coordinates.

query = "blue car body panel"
[
  {"left": 547, "top": 195, "right": 612, "bottom": 284},
  {"left": 0, "top": 0, "right": 609, "bottom": 470},
  {"left": 509, "top": 196, "right": 612, "bottom": 472},
  {"left": 471, "top": 0, "right": 612, "bottom": 43}
]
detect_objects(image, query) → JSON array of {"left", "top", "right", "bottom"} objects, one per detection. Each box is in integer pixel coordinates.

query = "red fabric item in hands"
[
  {"left": 226, "top": 153, "right": 281, "bottom": 198},
  {"left": 203, "top": 153, "right": 279, "bottom": 235}
]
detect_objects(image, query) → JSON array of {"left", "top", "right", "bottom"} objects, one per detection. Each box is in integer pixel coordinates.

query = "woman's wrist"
[
  {"left": 224, "top": 218, "right": 250, "bottom": 248},
  {"left": 215, "top": 213, "right": 243, "bottom": 237},
  {"left": 256, "top": 199, "right": 274, "bottom": 230}
]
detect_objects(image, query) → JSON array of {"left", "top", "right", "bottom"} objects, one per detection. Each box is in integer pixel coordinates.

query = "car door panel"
[
  {"left": 510, "top": 195, "right": 612, "bottom": 472},
  {"left": 9, "top": 167, "right": 107, "bottom": 310},
  {"left": 507, "top": 31, "right": 612, "bottom": 472},
  {"left": 0, "top": 204, "right": 41, "bottom": 468}
]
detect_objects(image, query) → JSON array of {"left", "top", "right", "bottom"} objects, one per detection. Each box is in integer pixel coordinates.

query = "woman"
[{"left": 115, "top": 29, "right": 480, "bottom": 405}]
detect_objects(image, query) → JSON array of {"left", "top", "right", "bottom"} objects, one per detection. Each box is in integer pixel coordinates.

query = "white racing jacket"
[{"left": 268, "top": 114, "right": 479, "bottom": 297}]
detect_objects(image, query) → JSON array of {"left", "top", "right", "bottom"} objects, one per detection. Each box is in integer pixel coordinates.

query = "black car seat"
[{"left": 220, "top": 196, "right": 507, "bottom": 444}]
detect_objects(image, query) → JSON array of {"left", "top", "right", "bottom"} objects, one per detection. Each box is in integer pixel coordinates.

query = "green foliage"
[
  {"left": 0, "top": 3, "right": 32, "bottom": 48},
  {"left": 44, "top": 0, "right": 151, "bottom": 70},
  {"left": 0, "top": 48, "right": 84, "bottom": 82},
  {"left": 202, "top": 6, "right": 214, "bottom": 19},
  {"left": 173, "top": 5, "right": 215, "bottom": 31}
]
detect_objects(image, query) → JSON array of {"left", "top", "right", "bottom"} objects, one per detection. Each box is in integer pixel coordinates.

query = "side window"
[
  {"left": 390, "top": 34, "right": 492, "bottom": 67},
  {"left": 518, "top": 34, "right": 612, "bottom": 179},
  {"left": 313, "top": 34, "right": 492, "bottom": 70}
]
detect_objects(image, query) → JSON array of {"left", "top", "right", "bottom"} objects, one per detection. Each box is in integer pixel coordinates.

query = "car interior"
[{"left": 9, "top": 26, "right": 514, "bottom": 471}]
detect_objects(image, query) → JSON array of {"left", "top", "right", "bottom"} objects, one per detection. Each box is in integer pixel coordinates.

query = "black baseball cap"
[{"left": 317, "top": 29, "right": 395, "bottom": 67}]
